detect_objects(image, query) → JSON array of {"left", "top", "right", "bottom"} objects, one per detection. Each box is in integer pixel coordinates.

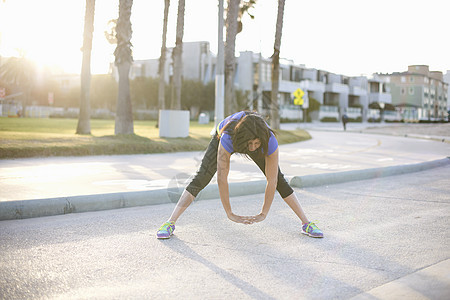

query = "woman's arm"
[
  {"left": 252, "top": 147, "right": 279, "bottom": 223},
  {"left": 217, "top": 143, "right": 252, "bottom": 224}
]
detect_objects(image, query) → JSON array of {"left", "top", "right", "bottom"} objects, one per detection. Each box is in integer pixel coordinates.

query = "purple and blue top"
[{"left": 217, "top": 111, "right": 278, "bottom": 155}]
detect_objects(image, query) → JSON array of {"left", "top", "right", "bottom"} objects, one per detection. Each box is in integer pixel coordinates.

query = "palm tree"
[
  {"left": 158, "top": 0, "right": 170, "bottom": 113},
  {"left": 0, "top": 53, "right": 37, "bottom": 117},
  {"left": 237, "top": 0, "right": 256, "bottom": 34},
  {"left": 114, "top": 0, "right": 134, "bottom": 135},
  {"left": 224, "top": 0, "right": 239, "bottom": 116},
  {"left": 76, "top": 0, "right": 96, "bottom": 135},
  {"left": 104, "top": 19, "right": 118, "bottom": 44},
  {"left": 170, "top": 0, "right": 185, "bottom": 110},
  {"left": 224, "top": 0, "right": 257, "bottom": 116},
  {"left": 270, "top": 0, "right": 285, "bottom": 130}
]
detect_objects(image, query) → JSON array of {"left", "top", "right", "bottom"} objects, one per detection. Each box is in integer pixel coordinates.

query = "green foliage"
[
  {"left": 0, "top": 56, "right": 36, "bottom": 88},
  {"left": 320, "top": 117, "right": 339, "bottom": 122},
  {"left": 91, "top": 75, "right": 118, "bottom": 110},
  {"left": 0, "top": 55, "right": 37, "bottom": 107},
  {"left": 235, "top": 89, "right": 251, "bottom": 110},
  {"left": 180, "top": 79, "right": 215, "bottom": 111},
  {"left": 349, "top": 103, "right": 363, "bottom": 108},
  {"left": 369, "top": 102, "right": 396, "bottom": 111},
  {"left": 2, "top": 65, "right": 245, "bottom": 116},
  {"left": 130, "top": 76, "right": 158, "bottom": 109},
  {"left": 306, "top": 97, "right": 320, "bottom": 113}
]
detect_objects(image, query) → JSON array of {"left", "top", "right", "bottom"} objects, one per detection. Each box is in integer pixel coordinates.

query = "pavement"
[{"left": 0, "top": 121, "right": 449, "bottom": 299}]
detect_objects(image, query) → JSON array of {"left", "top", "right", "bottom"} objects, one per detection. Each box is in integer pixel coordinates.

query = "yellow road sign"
[{"left": 293, "top": 88, "right": 304, "bottom": 106}]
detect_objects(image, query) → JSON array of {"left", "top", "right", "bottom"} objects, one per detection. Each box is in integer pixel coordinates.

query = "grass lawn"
[{"left": 0, "top": 117, "right": 311, "bottom": 159}]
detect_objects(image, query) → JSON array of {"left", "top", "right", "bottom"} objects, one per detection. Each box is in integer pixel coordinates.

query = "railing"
[
  {"left": 369, "top": 93, "right": 392, "bottom": 103},
  {"left": 319, "top": 105, "right": 339, "bottom": 120}
]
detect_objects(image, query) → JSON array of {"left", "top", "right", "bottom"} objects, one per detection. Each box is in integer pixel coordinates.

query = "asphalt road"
[{"left": 1, "top": 164, "right": 449, "bottom": 299}]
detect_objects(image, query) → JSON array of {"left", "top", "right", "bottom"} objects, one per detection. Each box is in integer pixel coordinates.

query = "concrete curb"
[
  {"left": 354, "top": 130, "right": 450, "bottom": 144},
  {"left": 290, "top": 157, "right": 449, "bottom": 188},
  {"left": 0, "top": 157, "right": 448, "bottom": 221},
  {"left": 0, "top": 180, "right": 268, "bottom": 221},
  {"left": 303, "top": 126, "right": 449, "bottom": 143}
]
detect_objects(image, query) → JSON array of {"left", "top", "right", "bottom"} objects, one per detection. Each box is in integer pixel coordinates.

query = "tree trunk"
[
  {"left": 270, "top": 0, "right": 285, "bottom": 130},
  {"left": 158, "top": 0, "right": 170, "bottom": 111},
  {"left": 170, "top": 0, "right": 185, "bottom": 110},
  {"left": 114, "top": 0, "right": 134, "bottom": 135},
  {"left": 115, "top": 61, "right": 134, "bottom": 134},
  {"left": 224, "top": 0, "right": 239, "bottom": 116},
  {"left": 77, "top": 0, "right": 95, "bottom": 135}
]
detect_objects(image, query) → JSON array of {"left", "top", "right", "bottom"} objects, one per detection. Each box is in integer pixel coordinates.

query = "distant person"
[
  {"left": 342, "top": 114, "right": 349, "bottom": 131},
  {"left": 156, "top": 111, "right": 324, "bottom": 239}
]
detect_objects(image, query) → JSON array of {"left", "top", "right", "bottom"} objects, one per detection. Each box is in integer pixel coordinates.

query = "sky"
[{"left": 1, "top": 0, "right": 449, "bottom": 77}]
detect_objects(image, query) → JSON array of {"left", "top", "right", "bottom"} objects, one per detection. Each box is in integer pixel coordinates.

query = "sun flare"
[{"left": 0, "top": 0, "right": 116, "bottom": 75}]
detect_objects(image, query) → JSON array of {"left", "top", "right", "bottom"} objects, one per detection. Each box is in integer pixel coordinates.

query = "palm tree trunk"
[
  {"left": 270, "top": 0, "right": 285, "bottom": 130},
  {"left": 224, "top": 0, "right": 239, "bottom": 116},
  {"left": 77, "top": 0, "right": 95, "bottom": 135},
  {"left": 158, "top": 0, "right": 170, "bottom": 111},
  {"left": 114, "top": 0, "right": 134, "bottom": 135},
  {"left": 115, "top": 61, "right": 134, "bottom": 134},
  {"left": 170, "top": 0, "right": 185, "bottom": 110}
]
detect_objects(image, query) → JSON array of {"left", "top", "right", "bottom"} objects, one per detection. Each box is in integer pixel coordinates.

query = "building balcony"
[
  {"left": 299, "top": 80, "right": 325, "bottom": 93},
  {"left": 326, "top": 83, "right": 349, "bottom": 94},
  {"left": 349, "top": 86, "right": 367, "bottom": 96},
  {"left": 369, "top": 92, "right": 392, "bottom": 104},
  {"left": 278, "top": 80, "right": 304, "bottom": 93}
]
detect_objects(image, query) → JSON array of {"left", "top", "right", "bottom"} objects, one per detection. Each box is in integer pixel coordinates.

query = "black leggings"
[{"left": 186, "top": 135, "right": 294, "bottom": 198}]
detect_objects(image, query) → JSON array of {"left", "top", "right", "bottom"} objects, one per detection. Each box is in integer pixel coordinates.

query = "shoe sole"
[
  {"left": 301, "top": 230, "right": 323, "bottom": 238},
  {"left": 157, "top": 231, "right": 174, "bottom": 239}
]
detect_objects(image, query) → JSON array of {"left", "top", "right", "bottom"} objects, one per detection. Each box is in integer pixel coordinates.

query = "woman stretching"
[{"left": 157, "top": 111, "right": 323, "bottom": 239}]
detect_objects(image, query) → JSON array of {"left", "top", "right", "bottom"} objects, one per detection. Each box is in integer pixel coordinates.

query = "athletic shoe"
[
  {"left": 156, "top": 221, "right": 175, "bottom": 239},
  {"left": 301, "top": 222, "right": 323, "bottom": 238}
]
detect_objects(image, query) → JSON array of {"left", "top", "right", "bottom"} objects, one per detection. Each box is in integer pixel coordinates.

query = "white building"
[
  {"left": 444, "top": 71, "right": 450, "bottom": 111},
  {"left": 122, "top": 41, "right": 450, "bottom": 122}
]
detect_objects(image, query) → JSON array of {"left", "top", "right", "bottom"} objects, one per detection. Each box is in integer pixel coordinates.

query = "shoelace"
[
  {"left": 304, "top": 222, "right": 320, "bottom": 232},
  {"left": 159, "top": 222, "right": 174, "bottom": 232}
]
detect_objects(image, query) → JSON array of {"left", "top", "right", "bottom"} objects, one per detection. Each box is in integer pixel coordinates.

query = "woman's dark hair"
[{"left": 220, "top": 111, "right": 274, "bottom": 158}]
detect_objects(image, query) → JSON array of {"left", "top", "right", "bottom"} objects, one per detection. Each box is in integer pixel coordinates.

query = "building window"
[
  {"left": 409, "top": 87, "right": 414, "bottom": 95},
  {"left": 401, "top": 87, "right": 406, "bottom": 95},
  {"left": 410, "top": 76, "right": 414, "bottom": 83},
  {"left": 401, "top": 76, "right": 406, "bottom": 83}
]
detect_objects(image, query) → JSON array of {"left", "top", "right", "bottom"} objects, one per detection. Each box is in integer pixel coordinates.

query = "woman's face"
[{"left": 247, "top": 138, "right": 261, "bottom": 152}]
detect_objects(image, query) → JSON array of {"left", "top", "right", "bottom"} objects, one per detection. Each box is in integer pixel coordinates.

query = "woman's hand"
[
  {"left": 227, "top": 213, "right": 254, "bottom": 225},
  {"left": 227, "top": 213, "right": 266, "bottom": 224},
  {"left": 250, "top": 213, "right": 266, "bottom": 223}
]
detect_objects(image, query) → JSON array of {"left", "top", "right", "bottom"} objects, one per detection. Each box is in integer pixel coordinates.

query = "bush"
[
  {"left": 320, "top": 117, "right": 339, "bottom": 122},
  {"left": 368, "top": 118, "right": 381, "bottom": 123},
  {"left": 348, "top": 117, "right": 362, "bottom": 122}
]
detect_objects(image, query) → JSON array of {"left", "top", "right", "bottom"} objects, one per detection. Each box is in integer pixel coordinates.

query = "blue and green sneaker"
[
  {"left": 157, "top": 221, "right": 175, "bottom": 239},
  {"left": 301, "top": 222, "right": 323, "bottom": 238}
]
